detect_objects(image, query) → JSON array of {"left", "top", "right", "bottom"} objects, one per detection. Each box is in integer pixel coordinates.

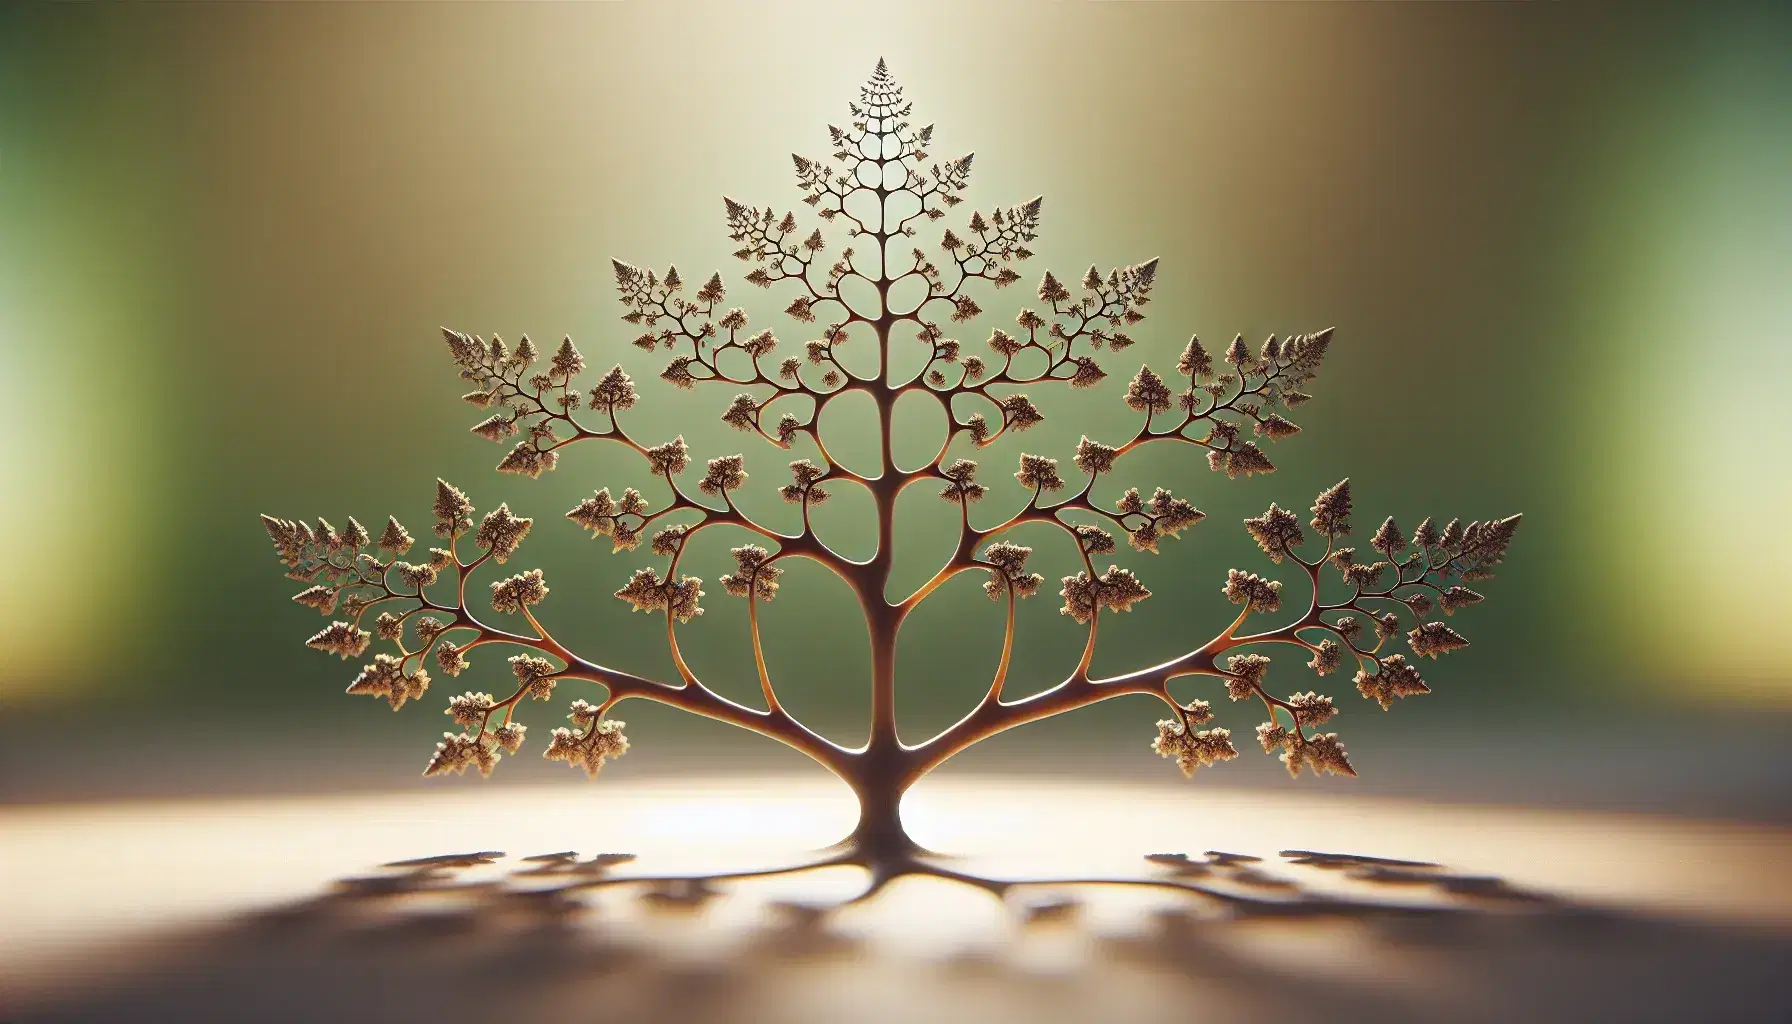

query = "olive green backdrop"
[{"left": 2, "top": 2, "right": 1787, "bottom": 774}]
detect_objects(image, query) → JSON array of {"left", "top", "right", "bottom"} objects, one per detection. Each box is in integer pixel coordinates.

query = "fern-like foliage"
[{"left": 262, "top": 59, "right": 1519, "bottom": 847}]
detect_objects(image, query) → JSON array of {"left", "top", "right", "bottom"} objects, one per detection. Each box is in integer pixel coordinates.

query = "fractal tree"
[{"left": 263, "top": 61, "right": 1519, "bottom": 873}]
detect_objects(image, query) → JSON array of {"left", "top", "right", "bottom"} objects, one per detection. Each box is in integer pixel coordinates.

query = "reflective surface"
[{"left": 6, "top": 776, "right": 1789, "bottom": 1022}]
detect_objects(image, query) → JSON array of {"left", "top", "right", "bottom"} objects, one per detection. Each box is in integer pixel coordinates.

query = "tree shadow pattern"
[{"left": 14, "top": 845, "right": 1792, "bottom": 1023}]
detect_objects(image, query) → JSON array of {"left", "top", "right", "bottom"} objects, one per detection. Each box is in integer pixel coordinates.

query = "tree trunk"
[{"left": 841, "top": 774, "right": 920, "bottom": 860}]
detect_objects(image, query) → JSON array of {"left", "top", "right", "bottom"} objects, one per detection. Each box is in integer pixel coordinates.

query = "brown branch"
[
  {"left": 985, "top": 588, "right": 1017, "bottom": 704},
  {"left": 461, "top": 549, "right": 853, "bottom": 775},
  {"left": 747, "top": 593, "right": 780, "bottom": 714},
  {"left": 906, "top": 652, "right": 1195, "bottom": 782},
  {"left": 906, "top": 548, "right": 1320, "bottom": 778}
]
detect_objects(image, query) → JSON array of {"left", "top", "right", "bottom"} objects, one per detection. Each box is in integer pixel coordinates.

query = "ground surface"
[{"left": 3, "top": 776, "right": 1790, "bottom": 1022}]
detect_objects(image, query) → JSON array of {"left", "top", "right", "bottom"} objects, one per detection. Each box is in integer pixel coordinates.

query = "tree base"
[
  {"left": 823, "top": 780, "right": 931, "bottom": 868},
  {"left": 826, "top": 817, "right": 927, "bottom": 864}
]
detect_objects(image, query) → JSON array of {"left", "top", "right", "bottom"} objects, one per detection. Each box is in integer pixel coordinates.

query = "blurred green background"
[{"left": 1, "top": 2, "right": 1787, "bottom": 799}]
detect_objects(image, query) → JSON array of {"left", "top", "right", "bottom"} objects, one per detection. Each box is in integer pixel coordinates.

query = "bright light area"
[{"left": 1598, "top": 25, "right": 1792, "bottom": 693}]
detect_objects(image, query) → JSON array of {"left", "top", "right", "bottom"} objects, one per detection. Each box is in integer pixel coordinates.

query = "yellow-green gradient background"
[{"left": 2, "top": 3, "right": 1787, "bottom": 769}]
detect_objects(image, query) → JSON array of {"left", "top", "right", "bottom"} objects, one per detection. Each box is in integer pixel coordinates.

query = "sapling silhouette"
[{"left": 263, "top": 60, "right": 1519, "bottom": 871}]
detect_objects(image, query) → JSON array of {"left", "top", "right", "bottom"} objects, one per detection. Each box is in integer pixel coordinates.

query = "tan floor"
[{"left": 4, "top": 776, "right": 1790, "bottom": 1022}]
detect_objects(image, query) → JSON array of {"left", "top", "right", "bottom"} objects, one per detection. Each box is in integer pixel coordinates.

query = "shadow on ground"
[{"left": 15, "top": 846, "right": 1792, "bottom": 1023}]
